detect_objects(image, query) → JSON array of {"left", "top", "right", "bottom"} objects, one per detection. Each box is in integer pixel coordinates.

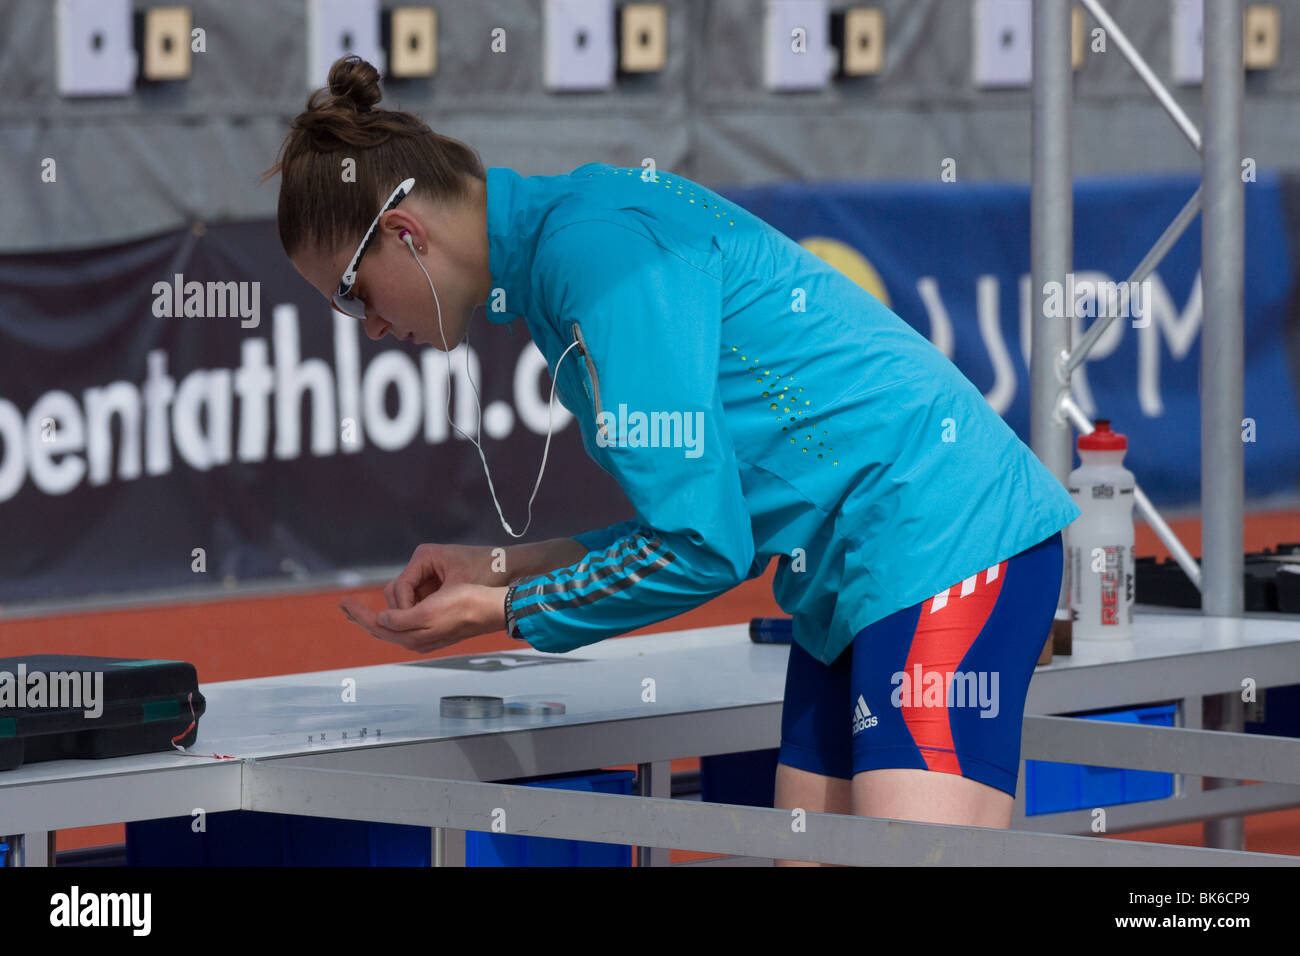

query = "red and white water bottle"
[{"left": 1065, "top": 419, "right": 1136, "bottom": 640}]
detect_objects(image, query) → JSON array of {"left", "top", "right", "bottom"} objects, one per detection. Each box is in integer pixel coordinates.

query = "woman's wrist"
[
  {"left": 504, "top": 537, "right": 588, "bottom": 580},
  {"left": 494, "top": 538, "right": 590, "bottom": 637},
  {"left": 480, "top": 584, "right": 509, "bottom": 633},
  {"left": 501, "top": 540, "right": 545, "bottom": 581}
]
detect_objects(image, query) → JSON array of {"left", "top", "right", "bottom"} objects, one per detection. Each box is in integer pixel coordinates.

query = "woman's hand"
[
  {"left": 338, "top": 538, "right": 587, "bottom": 653},
  {"left": 340, "top": 582, "right": 507, "bottom": 653},
  {"left": 383, "top": 543, "right": 510, "bottom": 610},
  {"left": 339, "top": 543, "right": 507, "bottom": 652}
]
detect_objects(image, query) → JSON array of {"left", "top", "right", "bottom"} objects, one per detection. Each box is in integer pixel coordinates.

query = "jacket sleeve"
[
  {"left": 506, "top": 218, "right": 755, "bottom": 653},
  {"left": 572, "top": 519, "right": 640, "bottom": 553}
]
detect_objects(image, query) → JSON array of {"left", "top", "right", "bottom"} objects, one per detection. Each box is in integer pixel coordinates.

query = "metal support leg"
[
  {"left": 1177, "top": 694, "right": 1204, "bottom": 800},
  {"left": 636, "top": 761, "right": 671, "bottom": 867},
  {"left": 432, "top": 826, "right": 466, "bottom": 867},
  {"left": 1200, "top": 0, "right": 1246, "bottom": 614},
  {"left": 16, "top": 831, "right": 54, "bottom": 866},
  {"left": 1203, "top": 694, "right": 1247, "bottom": 849},
  {"left": 1031, "top": 0, "right": 1075, "bottom": 659},
  {"left": 1200, "top": 0, "right": 1246, "bottom": 850}
]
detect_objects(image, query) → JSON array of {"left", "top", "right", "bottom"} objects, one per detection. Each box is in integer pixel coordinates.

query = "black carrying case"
[
  {"left": 1136, "top": 542, "right": 1300, "bottom": 613},
  {"left": 0, "top": 655, "right": 205, "bottom": 772}
]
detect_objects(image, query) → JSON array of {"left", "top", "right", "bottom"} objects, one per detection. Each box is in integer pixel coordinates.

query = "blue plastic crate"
[
  {"left": 126, "top": 811, "right": 431, "bottom": 866},
  {"left": 466, "top": 769, "right": 636, "bottom": 866},
  {"left": 1025, "top": 703, "right": 1177, "bottom": 815},
  {"left": 284, "top": 814, "right": 431, "bottom": 866},
  {"left": 126, "top": 769, "right": 636, "bottom": 866}
]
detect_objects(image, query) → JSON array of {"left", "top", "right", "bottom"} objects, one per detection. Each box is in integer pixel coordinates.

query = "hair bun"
[{"left": 328, "top": 55, "right": 382, "bottom": 112}]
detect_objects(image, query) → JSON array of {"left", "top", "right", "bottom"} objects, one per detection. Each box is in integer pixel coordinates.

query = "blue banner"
[{"left": 725, "top": 170, "right": 1300, "bottom": 508}]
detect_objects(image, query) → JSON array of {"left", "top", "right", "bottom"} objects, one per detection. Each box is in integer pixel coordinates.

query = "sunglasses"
[{"left": 332, "top": 177, "right": 416, "bottom": 320}]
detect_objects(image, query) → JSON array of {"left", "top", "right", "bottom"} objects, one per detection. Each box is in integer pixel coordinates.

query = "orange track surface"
[{"left": 7, "top": 507, "right": 1299, "bottom": 863}]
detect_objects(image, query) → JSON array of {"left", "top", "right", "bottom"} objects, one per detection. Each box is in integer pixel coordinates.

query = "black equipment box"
[
  {"left": 0, "top": 655, "right": 205, "bottom": 772},
  {"left": 1136, "top": 542, "right": 1300, "bottom": 613}
]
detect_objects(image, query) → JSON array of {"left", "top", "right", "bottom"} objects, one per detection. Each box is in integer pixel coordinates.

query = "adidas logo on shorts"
[{"left": 851, "top": 694, "right": 878, "bottom": 735}]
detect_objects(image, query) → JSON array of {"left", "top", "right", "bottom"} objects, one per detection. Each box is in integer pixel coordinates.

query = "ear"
[{"left": 381, "top": 209, "right": 426, "bottom": 252}]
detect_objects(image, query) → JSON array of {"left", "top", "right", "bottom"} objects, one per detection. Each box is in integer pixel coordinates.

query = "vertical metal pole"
[
  {"left": 636, "top": 762, "right": 655, "bottom": 866},
  {"left": 16, "top": 832, "right": 54, "bottom": 866},
  {"left": 432, "top": 826, "right": 465, "bottom": 866},
  {"left": 635, "top": 761, "right": 671, "bottom": 866},
  {"left": 1031, "top": 0, "right": 1074, "bottom": 655},
  {"left": 1201, "top": 0, "right": 1246, "bottom": 852}
]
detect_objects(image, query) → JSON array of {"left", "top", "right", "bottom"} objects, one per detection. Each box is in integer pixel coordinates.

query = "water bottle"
[{"left": 1065, "top": 419, "right": 1136, "bottom": 640}]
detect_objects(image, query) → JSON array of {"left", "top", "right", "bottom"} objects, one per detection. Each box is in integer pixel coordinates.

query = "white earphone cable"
[{"left": 405, "top": 236, "right": 578, "bottom": 538}]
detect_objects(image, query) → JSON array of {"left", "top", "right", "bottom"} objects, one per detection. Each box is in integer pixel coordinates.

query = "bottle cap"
[{"left": 1078, "top": 418, "right": 1127, "bottom": 451}]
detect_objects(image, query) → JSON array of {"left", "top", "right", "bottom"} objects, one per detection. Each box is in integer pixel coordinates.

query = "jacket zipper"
[{"left": 571, "top": 323, "right": 608, "bottom": 439}]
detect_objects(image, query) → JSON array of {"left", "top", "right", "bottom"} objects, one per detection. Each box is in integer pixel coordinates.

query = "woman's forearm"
[{"left": 505, "top": 536, "right": 590, "bottom": 580}]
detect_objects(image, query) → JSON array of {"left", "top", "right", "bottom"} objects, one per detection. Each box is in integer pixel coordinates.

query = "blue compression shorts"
[{"left": 778, "top": 530, "right": 1063, "bottom": 796}]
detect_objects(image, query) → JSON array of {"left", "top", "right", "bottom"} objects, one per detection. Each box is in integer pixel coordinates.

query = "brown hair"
[{"left": 262, "top": 55, "right": 485, "bottom": 259}]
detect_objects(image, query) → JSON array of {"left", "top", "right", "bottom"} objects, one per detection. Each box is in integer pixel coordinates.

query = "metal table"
[{"left": 3, "top": 608, "right": 1298, "bottom": 865}]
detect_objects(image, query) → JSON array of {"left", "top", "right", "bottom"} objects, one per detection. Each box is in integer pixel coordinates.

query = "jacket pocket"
[{"left": 571, "top": 322, "right": 608, "bottom": 440}]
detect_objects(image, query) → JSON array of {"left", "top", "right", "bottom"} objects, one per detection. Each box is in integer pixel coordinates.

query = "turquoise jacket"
[{"left": 486, "top": 163, "right": 1079, "bottom": 665}]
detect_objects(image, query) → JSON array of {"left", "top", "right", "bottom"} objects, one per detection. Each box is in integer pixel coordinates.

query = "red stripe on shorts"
[{"left": 900, "top": 559, "right": 1007, "bottom": 774}]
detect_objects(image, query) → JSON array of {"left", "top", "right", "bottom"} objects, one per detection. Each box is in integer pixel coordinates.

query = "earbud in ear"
[{"left": 399, "top": 229, "right": 415, "bottom": 248}]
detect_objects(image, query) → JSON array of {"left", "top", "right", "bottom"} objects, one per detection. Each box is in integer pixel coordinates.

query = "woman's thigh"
[
  {"left": 851, "top": 767, "right": 1012, "bottom": 827},
  {"left": 773, "top": 764, "right": 1008, "bottom": 865},
  {"left": 774, "top": 630, "right": 855, "bottom": 865},
  {"left": 773, "top": 763, "right": 853, "bottom": 866}
]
